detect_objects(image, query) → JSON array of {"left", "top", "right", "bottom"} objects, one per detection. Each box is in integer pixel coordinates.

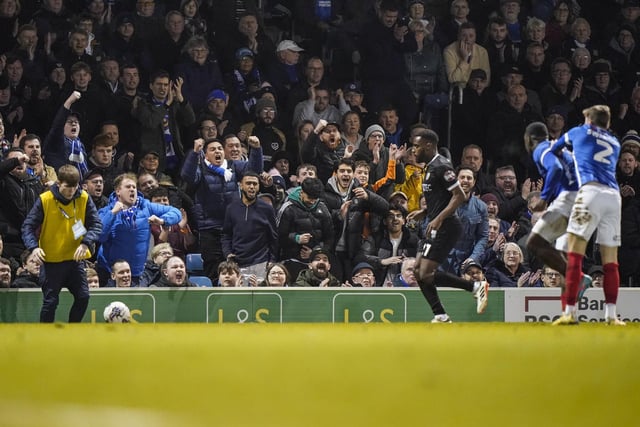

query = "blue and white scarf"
[
  {"left": 204, "top": 158, "right": 233, "bottom": 182},
  {"left": 65, "top": 136, "right": 89, "bottom": 179}
]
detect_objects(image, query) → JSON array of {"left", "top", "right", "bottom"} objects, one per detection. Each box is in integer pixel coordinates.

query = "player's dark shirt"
[{"left": 422, "top": 154, "right": 460, "bottom": 219}]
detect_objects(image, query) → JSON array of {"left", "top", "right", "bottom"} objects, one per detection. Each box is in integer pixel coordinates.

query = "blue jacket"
[
  {"left": 180, "top": 147, "right": 263, "bottom": 231},
  {"left": 441, "top": 196, "right": 489, "bottom": 276},
  {"left": 221, "top": 198, "right": 278, "bottom": 267},
  {"left": 97, "top": 193, "right": 181, "bottom": 276}
]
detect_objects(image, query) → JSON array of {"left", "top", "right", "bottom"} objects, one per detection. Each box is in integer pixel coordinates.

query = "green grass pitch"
[{"left": 1, "top": 323, "right": 638, "bottom": 426}]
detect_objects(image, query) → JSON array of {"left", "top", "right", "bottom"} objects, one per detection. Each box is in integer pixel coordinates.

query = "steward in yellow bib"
[{"left": 22, "top": 165, "right": 102, "bottom": 323}]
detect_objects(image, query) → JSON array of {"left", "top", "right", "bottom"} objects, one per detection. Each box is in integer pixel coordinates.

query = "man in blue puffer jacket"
[
  {"left": 181, "top": 135, "right": 263, "bottom": 281},
  {"left": 96, "top": 173, "right": 181, "bottom": 286}
]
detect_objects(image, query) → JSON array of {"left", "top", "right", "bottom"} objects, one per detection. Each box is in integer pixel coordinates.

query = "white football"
[{"left": 103, "top": 301, "right": 131, "bottom": 323}]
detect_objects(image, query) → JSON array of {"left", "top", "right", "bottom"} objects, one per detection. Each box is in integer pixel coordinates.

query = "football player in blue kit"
[
  {"left": 548, "top": 105, "right": 625, "bottom": 325},
  {"left": 524, "top": 122, "right": 591, "bottom": 312}
]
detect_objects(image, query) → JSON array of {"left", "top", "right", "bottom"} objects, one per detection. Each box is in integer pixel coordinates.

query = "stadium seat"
[
  {"left": 190, "top": 276, "right": 213, "bottom": 287},
  {"left": 186, "top": 253, "right": 204, "bottom": 274}
]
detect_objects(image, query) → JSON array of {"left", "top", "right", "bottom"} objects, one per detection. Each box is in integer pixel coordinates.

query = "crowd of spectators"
[{"left": 1, "top": 0, "right": 639, "bottom": 289}]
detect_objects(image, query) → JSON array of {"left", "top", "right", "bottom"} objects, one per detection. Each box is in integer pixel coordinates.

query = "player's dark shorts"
[{"left": 418, "top": 216, "right": 462, "bottom": 263}]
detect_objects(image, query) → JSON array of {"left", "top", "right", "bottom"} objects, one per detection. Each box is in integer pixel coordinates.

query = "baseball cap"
[
  {"left": 235, "top": 47, "right": 254, "bottom": 61},
  {"left": 115, "top": 13, "right": 135, "bottom": 27},
  {"left": 469, "top": 69, "right": 487, "bottom": 80},
  {"left": 310, "top": 247, "right": 330, "bottom": 260},
  {"left": 324, "top": 122, "right": 341, "bottom": 132},
  {"left": 502, "top": 65, "right": 523, "bottom": 77},
  {"left": 462, "top": 260, "right": 483, "bottom": 273},
  {"left": 141, "top": 149, "right": 160, "bottom": 158},
  {"left": 206, "top": 89, "right": 227, "bottom": 104},
  {"left": 277, "top": 40, "right": 304, "bottom": 52},
  {"left": 352, "top": 262, "right": 374, "bottom": 277},
  {"left": 623, "top": 0, "right": 640, "bottom": 8},
  {"left": 47, "top": 61, "right": 65, "bottom": 75},
  {"left": 389, "top": 191, "right": 408, "bottom": 201},
  {"left": 343, "top": 82, "right": 363, "bottom": 94},
  {"left": 271, "top": 174, "right": 286, "bottom": 189},
  {"left": 587, "top": 265, "right": 604, "bottom": 276},
  {"left": 84, "top": 169, "right": 104, "bottom": 181},
  {"left": 546, "top": 105, "right": 568, "bottom": 120}
]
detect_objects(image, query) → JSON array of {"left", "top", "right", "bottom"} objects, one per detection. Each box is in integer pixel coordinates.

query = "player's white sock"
[
  {"left": 564, "top": 305, "right": 576, "bottom": 316},
  {"left": 605, "top": 304, "right": 616, "bottom": 319},
  {"left": 472, "top": 282, "right": 480, "bottom": 293}
]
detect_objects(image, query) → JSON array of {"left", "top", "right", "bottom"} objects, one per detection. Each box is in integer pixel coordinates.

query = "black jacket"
[
  {"left": 276, "top": 187, "right": 334, "bottom": 261},
  {"left": 0, "top": 157, "right": 45, "bottom": 252},
  {"left": 323, "top": 177, "right": 389, "bottom": 259}
]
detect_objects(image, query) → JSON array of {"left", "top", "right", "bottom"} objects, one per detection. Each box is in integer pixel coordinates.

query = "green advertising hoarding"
[{"left": 0, "top": 288, "right": 505, "bottom": 323}]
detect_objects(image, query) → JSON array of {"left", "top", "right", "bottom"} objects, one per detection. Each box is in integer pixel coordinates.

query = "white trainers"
[
  {"left": 606, "top": 317, "right": 626, "bottom": 326},
  {"left": 431, "top": 314, "right": 452, "bottom": 323},
  {"left": 473, "top": 281, "right": 490, "bottom": 314}
]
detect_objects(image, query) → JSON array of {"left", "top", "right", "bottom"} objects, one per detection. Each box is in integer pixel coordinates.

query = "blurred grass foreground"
[{"left": 2, "top": 323, "right": 638, "bottom": 427}]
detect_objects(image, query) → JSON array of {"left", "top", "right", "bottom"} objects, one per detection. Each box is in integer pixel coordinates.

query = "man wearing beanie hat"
[
  {"left": 545, "top": 105, "right": 568, "bottom": 140},
  {"left": 350, "top": 262, "right": 376, "bottom": 287},
  {"left": 239, "top": 96, "right": 286, "bottom": 171},
  {"left": 351, "top": 123, "right": 406, "bottom": 200},
  {"left": 621, "top": 131, "right": 640, "bottom": 167}
]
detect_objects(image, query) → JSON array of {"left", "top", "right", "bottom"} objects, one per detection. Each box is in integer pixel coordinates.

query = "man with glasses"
[
  {"left": 540, "top": 57, "right": 578, "bottom": 123},
  {"left": 43, "top": 88, "right": 90, "bottom": 178},
  {"left": 350, "top": 262, "right": 376, "bottom": 287},
  {"left": 491, "top": 165, "right": 539, "bottom": 224},
  {"left": 540, "top": 267, "right": 563, "bottom": 288},
  {"left": 240, "top": 97, "right": 287, "bottom": 170}
]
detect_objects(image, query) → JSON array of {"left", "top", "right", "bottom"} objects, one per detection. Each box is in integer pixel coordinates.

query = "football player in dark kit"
[{"left": 407, "top": 129, "right": 490, "bottom": 322}]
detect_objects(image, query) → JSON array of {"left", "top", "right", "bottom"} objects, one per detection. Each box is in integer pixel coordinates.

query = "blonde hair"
[
  {"left": 582, "top": 105, "right": 610, "bottom": 128},
  {"left": 150, "top": 242, "right": 173, "bottom": 259},
  {"left": 502, "top": 242, "right": 523, "bottom": 262}
]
